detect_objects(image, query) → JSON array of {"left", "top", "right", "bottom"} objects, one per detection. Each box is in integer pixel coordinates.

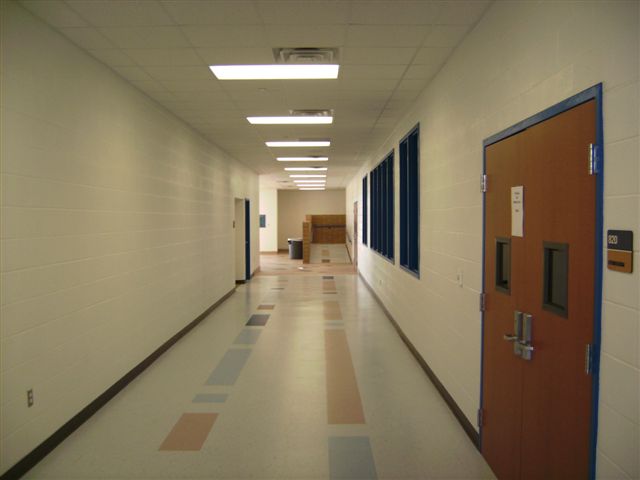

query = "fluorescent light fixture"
[
  {"left": 293, "top": 179, "right": 326, "bottom": 183},
  {"left": 266, "top": 141, "right": 330, "bottom": 147},
  {"left": 248, "top": 116, "right": 333, "bottom": 125},
  {"left": 276, "top": 157, "right": 329, "bottom": 162},
  {"left": 299, "top": 187, "right": 326, "bottom": 191},
  {"left": 289, "top": 174, "right": 326, "bottom": 178},
  {"left": 298, "top": 184, "right": 325, "bottom": 188},
  {"left": 284, "top": 167, "right": 327, "bottom": 171},
  {"left": 210, "top": 64, "right": 339, "bottom": 80}
]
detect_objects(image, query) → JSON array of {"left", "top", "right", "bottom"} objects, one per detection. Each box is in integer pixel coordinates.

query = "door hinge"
[
  {"left": 588, "top": 144, "right": 601, "bottom": 175},
  {"left": 480, "top": 174, "right": 488, "bottom": 193},
  {"left": 585, "top": 343, "right": 595, "bottom": 375},
  {"left": 479, "top": 293, "right": 486, "bottom": 312},
  {"left": 477, "top": 408, "right": 484, "bottom": 427}
]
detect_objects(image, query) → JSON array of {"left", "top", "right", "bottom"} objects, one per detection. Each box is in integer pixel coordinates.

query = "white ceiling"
[{"left": 20, "top": 0, "right": 491, "bottom": 190}]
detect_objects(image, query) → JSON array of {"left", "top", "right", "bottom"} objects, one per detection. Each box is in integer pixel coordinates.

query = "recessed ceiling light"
[
  {"left": 276, "top": 157, "right": 329, "bottom": 162},
  {"left": 289, "top": 174, "right": 326, "bottom": 178},
  {"left": 284, "top": 167, "right": 327, "bottom": 171},
  {"left": 210, "top": 65, "right": 339, "bottom": 80},
  {"left": 247, "top": 116, "right": 333, "bottom": 125},
  {"left": 297, "top": 184, "right": 325, "bottom": 187},
  {"left": 266, "top": 141, "right": 330, "bottom": 147},
  {"left": 293, "top": 179, "right": 326, "bottom": 183},
  {"left": 299, "top": 187, "right": 326, "bottom": 191}
]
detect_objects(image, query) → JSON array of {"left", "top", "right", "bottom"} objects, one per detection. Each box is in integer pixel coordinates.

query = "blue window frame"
[
  {"left": 399, "top": 125, "right": 420, "bottom": 275},
  {"left": 362, "top": 175, "right": 368, "bottom": 245},
  {"left": 370, "top": 151, "right": 394, "bottom": 261}
]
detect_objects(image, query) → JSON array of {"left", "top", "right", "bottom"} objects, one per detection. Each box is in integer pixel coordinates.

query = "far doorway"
[{"left": 234, "top": 198, "right": 251, "bottom": 283}]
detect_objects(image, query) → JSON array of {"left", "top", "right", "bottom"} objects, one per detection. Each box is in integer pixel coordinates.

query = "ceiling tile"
[
  {"left": 20, "top": 0, "right": 88, "bottom": 27},
  {"left": 337, "top": 77, "right": 398, "bottom": 91},
  {"left": 111, "top": 66, "right": 154, "bottom": 82},
  {"left": 340, "top": 64, "right": 407, "bottom": 80},
  {"left": 181, "top": 25, "right": 267, "bottom": 48},
  {"left": 350, "top": 1, "right": 441, "bottom": 25},
  {"left": 403, "top": 63, "right": 441, "bottom": 79},
  {"left": 99, "top": 26, "right": 190, "bottom": 48},
  {"left": 195, "top": 47, "right": 275, "bottom": 64},
  {"left": 160, "top": 79, "right": 222, "bottom": 92},
  {"left": 265, "top": 25, "right": 347, "bottom": 46},
  {"left": 161, "top": 1, "right": 261, "bottom": 25},
  {"left": 395, "top": 78, "right": 427, "bottom": 92},
  {"left": 436, "top": 0, "right": 491, "bottom": 25},
  {"left": 65, "top": 0, "right": 173, "bottom": 26},
  {"left": 413, "top": 46, "right": 453, "bottom": 65},
  {"left": 143, "top": 65, "right": 211, "bottom": 81},
  {"left": 59, "top": 27, "right": 115, "bottom": 49},
  {"left": 346, "top": 25, "right": 431, "bottom": 47},
  {"left": 125, "top": 48, "right": 203, "bottom": 66},
  {"left": 341, "top": 47, "right": 416, "bottom": 65},
  {"left": 256, "top": 1, "right": 350, "bottom": 25},
  {"left": 88, "top": 48, "right": 136, "bottom": 66},
  {"left": 423, "top": 25, "right": 469, "bottom": 48},
  {"left": 130, "top": 78, "right": 170, "bottom": 93}
]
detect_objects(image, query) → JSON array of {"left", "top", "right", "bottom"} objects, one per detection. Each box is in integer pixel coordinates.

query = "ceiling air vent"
[
  {"left": 273, "top": 48, "right": 339, "bottom": 64},
  {"left": 290, "top": 109, "right": 333, "bottom": 117}
]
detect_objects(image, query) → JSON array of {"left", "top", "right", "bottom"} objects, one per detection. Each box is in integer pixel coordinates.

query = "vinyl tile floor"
[{"left": 25, "top": 273, "right": 495, "bottom": 480}]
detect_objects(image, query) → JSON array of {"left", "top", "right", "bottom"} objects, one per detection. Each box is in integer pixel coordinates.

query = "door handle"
[
  {"left": 519, "top": 313, "right": 534, "bottom": 360},
  {"left": 503, "top": 311, "right": 523, "bottom": 355}
]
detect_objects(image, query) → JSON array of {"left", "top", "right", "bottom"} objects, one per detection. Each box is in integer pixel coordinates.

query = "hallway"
[{"left": 25, "top": 269, "right": 493, "bottom": 479}]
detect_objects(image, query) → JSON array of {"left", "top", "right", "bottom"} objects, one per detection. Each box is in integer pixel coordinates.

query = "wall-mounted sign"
[
  {"left": 511, "top": 186, "right": 524, "bottom": 237},
  {"left": 607, "top": 230, "right": 633, "bottom": 273}
]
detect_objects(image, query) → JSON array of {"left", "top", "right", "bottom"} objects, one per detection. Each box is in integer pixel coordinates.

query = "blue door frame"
[
  {"left": 479, "top": 84, "right": 603, "bottom": 480},
  {"left": 244, "top": 199, "right": 251, "bottom": 281}
]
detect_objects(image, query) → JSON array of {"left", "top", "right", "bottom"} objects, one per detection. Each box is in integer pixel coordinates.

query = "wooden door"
[{"left": 482, "top": 100, "right": 597, "bottom": 479}]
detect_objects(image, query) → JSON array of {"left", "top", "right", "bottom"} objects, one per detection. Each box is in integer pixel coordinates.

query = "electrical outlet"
[
  {"left": 27, "top": 389, "right": 34, "bottom": 407},
  {"left": 456, "top": 269, "right": 464, "bottom": 287}
]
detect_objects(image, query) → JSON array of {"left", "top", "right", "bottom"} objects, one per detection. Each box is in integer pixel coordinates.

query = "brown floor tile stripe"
[
  {"left": 159, "top": 413, "right": 218, "bottom": 451},
  {"left": 324, "top": 329, "right": 366, "bottom": 425},
  {"left": 258, "top": 304, "right": 275, "bottom": 310}
]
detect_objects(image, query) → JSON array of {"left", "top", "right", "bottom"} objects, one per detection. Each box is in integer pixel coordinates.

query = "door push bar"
[{"left": 503, "top": 310, "right": 534, "bottom": 360}]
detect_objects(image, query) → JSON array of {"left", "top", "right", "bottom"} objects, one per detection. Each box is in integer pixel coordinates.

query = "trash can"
[{"left": 288, "top": 238, "right": 303, "bottom": 259}]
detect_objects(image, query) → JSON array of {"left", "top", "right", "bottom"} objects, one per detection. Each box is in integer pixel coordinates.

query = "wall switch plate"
[{"left": 27, "top": 389, "right": 34, "bottom": 407}]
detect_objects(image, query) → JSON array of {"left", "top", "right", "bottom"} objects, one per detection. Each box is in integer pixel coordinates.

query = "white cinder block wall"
[
  {"left": 0, "top": 2, "right": 259, "bottom": 473},
  {"left": 346, "top": 1, "right": 639, "bottom": 479},
  {"left": 259, "top": 188, "right": 278, "bottom": 253}
]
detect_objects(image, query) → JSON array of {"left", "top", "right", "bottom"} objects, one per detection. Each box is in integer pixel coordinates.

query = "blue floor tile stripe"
[
  {"left": 328, "top": 436, "right": 377, "bottom": 479},
  {"left": 234, "top": 329, "right": 262, "bottom": 345},
  {"left": 205, "top": 349, "right": 252, "bottom": 385},
  {"left": 192, "top": 393, "right": 228, "bottom": 403},
  {"left": 246, "top": 314, "right": 270, "bottom": 326}
]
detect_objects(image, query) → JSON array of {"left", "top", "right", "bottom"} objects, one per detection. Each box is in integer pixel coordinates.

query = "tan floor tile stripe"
[
  {"left": 323, "top": 300, "right": 342, "bottom": 320},
  {"left": 323, "top": 281, "right": 336, "bottom": 291},
  {"left": 324, "top": 330, "right": 365, "bottom": 424},
  {"left": 159, "top": 413, "right": 218, "bottom": 451}
]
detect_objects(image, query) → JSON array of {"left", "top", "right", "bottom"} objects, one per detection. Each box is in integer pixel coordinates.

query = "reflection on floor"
[
  {"left": 310, "top": 243, "right": 351, "bottom": 264},
  {"left": 25, "top": 263, "right": 494, "bottom": 479},
  {"left": 258, "top": 248, "right": 355, "bottom": 276}
]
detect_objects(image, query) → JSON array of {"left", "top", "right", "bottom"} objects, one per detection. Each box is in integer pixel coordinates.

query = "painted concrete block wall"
[
  {"left": 277, "top": 189, "right": 346, "bottom": 250},
  {"left": 259, "top": 188, "right": 278, "bottom": 252},
  {"left": 346, "top": 1, "right": 639, "bottom": 478},
  {"left": 0, "top": 2, "right": 259, "bottom": 474}
]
